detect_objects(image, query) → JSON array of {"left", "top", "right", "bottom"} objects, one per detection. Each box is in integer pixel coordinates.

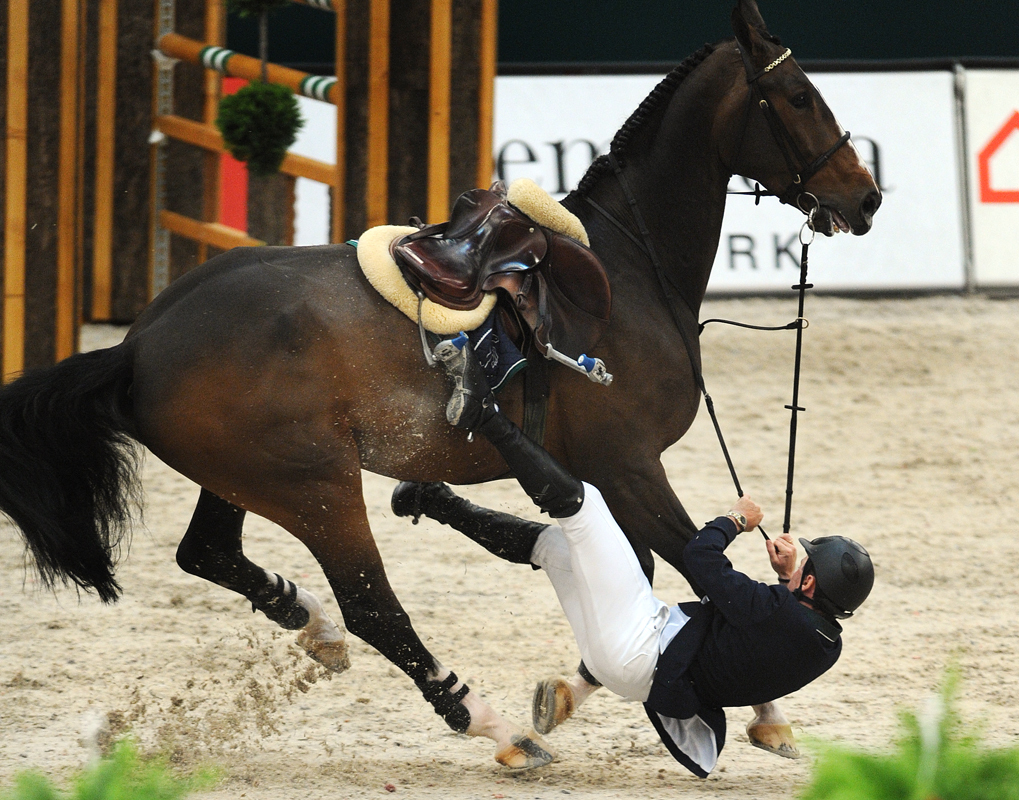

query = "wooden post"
[
  {"left": 164, "top": 0, "right": 212, "bottom": 288},
  {"left": 427, "top": 0, "right": 452, "bottom": 222},
  {"left": 0, "top": 0, "right": 6, "bottom": 372},
  {"left": 102, "top": 0, "right": 154, "bottom": 321},
  {"left": 331, "top": 0, "right": 347, "bottom": 242},
  {"left": 476, "top": 0, "right": 496, "bottom": 190},
  {"left": 22, "top": 0, "right": 62, "bottom": 371},
  {"left": 3, "top": 0, "right": 28, "bottom": 381},
  {"left": 57, "top": 0, "right": 82, "bottom": 361},
  {"left": 366, "top": 0, "right": 390, "bottom": 227},
  {"left": 91, "top": 0, "right": 118, "bottom": 321},
  {"left": 199, "top": 0, "right": 225, "bottom": 262}
]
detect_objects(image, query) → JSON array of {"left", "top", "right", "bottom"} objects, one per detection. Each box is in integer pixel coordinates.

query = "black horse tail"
[{"left": 0, "top": 344, "right": 139, "bottom": 603}]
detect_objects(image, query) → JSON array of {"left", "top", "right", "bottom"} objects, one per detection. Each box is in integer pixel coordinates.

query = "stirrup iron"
[{"left": 542, "top": 342, "right": 613, "bottom": 386}]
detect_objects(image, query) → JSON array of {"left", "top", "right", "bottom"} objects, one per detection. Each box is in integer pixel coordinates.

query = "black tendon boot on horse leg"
[
  {"left": 392, "top": 480, "right": 596, "bottom": 735},
  {"left": 177, "top": 488, "right": 350, "bottom": 672},
  {"left": 392, "top": 482, "right": 548, "bottom": 566}
]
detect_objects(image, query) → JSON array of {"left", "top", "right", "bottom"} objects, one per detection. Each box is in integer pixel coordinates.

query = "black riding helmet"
[{"left": 798, "top": 536, "right": 874, "bottom": 619}]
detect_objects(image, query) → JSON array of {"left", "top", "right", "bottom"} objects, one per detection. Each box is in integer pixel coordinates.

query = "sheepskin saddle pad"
[{"left": 356, "top": 178, "right": 611, "bottom": 360}]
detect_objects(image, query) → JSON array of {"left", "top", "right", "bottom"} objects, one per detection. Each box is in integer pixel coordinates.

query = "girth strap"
[{"left": 522, "top": 348, "right": 550, "bottom": 447}]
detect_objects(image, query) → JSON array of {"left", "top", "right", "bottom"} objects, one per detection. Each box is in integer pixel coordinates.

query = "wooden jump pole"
[
  {"left": 153, "top": 114, "right": 336, "bottom": 184},
  {"left": 427, "top": 0, "right": 452, "bottom": 222},
  {"left": 158, "top": 33, "right": 343, "bottom": 104},
  {"left": 91, "top": 0, "right": 118, "bottom": 321},
  {"left": 3, "top": 0, "right": 29, "bottom": 382}
]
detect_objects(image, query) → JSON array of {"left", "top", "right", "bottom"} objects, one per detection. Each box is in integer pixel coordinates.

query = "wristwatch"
[{"left": 726, "top": 511, "right": 747, "bottom": 532}]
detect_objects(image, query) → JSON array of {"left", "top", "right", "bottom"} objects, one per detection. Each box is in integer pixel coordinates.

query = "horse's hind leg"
[{"left": 176, "top": 488, "right": 349, "bottom": 672}]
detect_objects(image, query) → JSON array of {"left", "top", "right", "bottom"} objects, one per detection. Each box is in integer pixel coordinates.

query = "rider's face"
[{"left": 787, "top": 556, "right": 809, "bottom": 592}]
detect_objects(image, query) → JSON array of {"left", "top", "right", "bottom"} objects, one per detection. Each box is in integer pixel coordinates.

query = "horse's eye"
[{"left": 790, "top": 92, "right": 812, "bottom": 109}]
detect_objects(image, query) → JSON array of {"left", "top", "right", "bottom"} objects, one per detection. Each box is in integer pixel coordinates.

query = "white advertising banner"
[
  {"left": 290, "top": 96, "right": 337, "bottom": 246},
  {"left": 495, "top": 71, "right": 966, "bottom": 293},
  {"left": 963, "top": 70, "right": 1019, "bottom": 288}
]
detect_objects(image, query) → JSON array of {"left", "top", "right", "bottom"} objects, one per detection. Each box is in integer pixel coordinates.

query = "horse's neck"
[{"left": 568, "top": 137, "right": 729, "bottom": 322}]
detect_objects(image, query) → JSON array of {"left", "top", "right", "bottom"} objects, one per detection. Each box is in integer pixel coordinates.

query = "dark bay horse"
[{"left": 0, "top": 0, "right": 878, "bottom": 770}]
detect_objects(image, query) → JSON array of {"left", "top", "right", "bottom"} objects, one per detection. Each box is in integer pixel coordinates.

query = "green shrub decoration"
[
  {"left": 0, "top": 739, "right": 217, "bottom": 800},
  {"left": 216, "top": 81, "right": 304, "bottom": 177},
  {"left": 227, "top": 0, "right": 290, "bottom": 18},
  {"left": 800, "top": 671, "right": 1019, "bottom": 800}
]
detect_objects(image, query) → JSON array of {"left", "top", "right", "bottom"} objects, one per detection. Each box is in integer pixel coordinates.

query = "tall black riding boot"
[
  {"left": 434, "top": 332, "right": 584, "bottom": 518},
  {"left": 391, "top": 482, "right": 547, "bottom": 565},
  {"left": 477, "top": 412, "right": 585, "bottom": 518}
]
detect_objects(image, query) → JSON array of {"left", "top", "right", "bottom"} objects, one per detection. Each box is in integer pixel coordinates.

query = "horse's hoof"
[
  {"left": 746, "top": 721, "right": 801, "bottom": 759},
  {"left": 495, "top": 730, "right": 555, "bottom": 770},
  {"left": 532, "top": 677, "right": 575, "bottom": 735},
  {"left": 297, "top": 631, "right": 351, "bottom": 674}
]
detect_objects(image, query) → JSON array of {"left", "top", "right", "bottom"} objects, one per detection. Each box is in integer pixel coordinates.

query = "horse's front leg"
[
  {"left": 176, "top": 488, "right": 350, "bottom": 672},
  {"left": 270, "top": 461, "right": 554, "bottom": 771},
  {"left": 747, "top": 702, "right": 800, "bottom": 758},
  {"left": 525, "top": 457, "right": 694, "bottom": 728},
  {"left": 550, "top": 457, "right": 799, "bottom": 757}
]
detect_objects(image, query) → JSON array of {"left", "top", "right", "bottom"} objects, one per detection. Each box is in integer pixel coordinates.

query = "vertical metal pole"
[
  {"left": 3, "top": 0, "right": 29, "bottom": 382},
  {"left": 149, "top": 0, "right": 176, "bottom": 298},
  {"left": 953, "top": 63, "right": 975, "bottom": 293}
]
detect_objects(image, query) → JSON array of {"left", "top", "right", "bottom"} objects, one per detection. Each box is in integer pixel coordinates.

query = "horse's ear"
[
  {"left": 734, "top": 0, "right": 770, "bottom": 32},
  {"left": 731, "top": 0, "right": 773, "bottom": 61}
]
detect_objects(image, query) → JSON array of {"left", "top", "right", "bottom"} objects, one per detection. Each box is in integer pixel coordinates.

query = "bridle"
[
  {"left": 731, "top": 44, "right": 852, "bottom": 209},
  {"left": 583, "top": 44, "right": 848, "bottom": 538}
]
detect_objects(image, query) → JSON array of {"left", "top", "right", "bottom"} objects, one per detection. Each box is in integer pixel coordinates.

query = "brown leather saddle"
[{"left": 391, "top": 183, "right": 612, "bottom": 382}]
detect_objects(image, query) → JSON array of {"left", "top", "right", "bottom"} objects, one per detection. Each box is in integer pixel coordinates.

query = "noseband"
[{"left": 733, "top": 45, "right": 851, "bottom": 208}]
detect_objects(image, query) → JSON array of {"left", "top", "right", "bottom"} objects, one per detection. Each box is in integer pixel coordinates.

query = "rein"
[
  {"left": 701, "top": 208, "right": 817, "bottom": 536},
  {"left": 579, "top": 44, "right": 852, "bottom": 537}
]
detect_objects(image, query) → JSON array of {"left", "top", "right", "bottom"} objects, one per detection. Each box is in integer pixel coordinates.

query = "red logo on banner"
[{"left": 978, "top": 110, "right": 1019, "bottom": 203}]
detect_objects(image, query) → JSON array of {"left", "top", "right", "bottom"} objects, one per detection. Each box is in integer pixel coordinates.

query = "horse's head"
[{"left": 719, "top": 0, "right": 881, "bottom": 235}]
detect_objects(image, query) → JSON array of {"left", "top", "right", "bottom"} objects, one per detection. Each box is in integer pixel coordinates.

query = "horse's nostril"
[{"left": 861, "top": 190, "right": 881, "bottom": 217}]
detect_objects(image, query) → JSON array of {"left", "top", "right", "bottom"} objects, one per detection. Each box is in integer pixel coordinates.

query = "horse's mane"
[{"left": 567, "top": 42, "right": 718, "bottom": 201}]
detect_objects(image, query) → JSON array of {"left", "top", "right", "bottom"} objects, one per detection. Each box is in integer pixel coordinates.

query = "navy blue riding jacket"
[{"left": 644, "top": 517, "right": 842, "bottom": 777}]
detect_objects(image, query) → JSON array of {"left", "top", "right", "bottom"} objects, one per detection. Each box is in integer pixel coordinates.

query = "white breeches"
[{"left": 530, "top": 483, "right": 676, "bottom": 702}]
